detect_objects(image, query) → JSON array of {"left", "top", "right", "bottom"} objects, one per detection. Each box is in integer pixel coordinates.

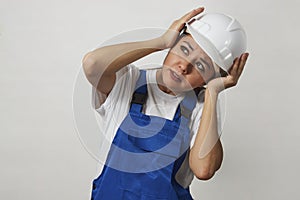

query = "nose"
[
  {"left": 178, "top": 65, "right": 186, "bottom": 74},
  {"left": 177, "top": 60, "right": 191, "bottom": 74}
]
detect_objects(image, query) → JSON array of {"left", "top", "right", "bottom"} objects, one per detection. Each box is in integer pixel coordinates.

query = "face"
[{"left": 159, "top": 34, "right": 216, "bottom": 94}]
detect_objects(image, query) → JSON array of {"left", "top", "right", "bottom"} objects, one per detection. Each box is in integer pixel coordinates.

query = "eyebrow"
[
  {"left": 182, "top": 41, "right": 213, "bottom": 70},
  {"left": 183, "top": 41, "right": 194, "bottom": 51}
]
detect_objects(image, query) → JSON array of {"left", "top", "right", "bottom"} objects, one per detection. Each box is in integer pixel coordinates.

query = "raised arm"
[
  {"left": 82, "top": 7, "right": 205, "bottom": 95},
  {"left": 82, "top": 38, "right": 164, "bottom": 94},
  {"left": 189, "top": 53, "right": 249, "bottom": 180}
]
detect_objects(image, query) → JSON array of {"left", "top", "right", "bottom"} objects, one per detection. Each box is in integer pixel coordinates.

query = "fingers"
[
  {"left": 214, "top": 53, "right": 249, "bottom": 90},
  {"left": 180, "top": 7, "right": 204, "bottom": 24},
  {"left": 169, "top": 7, "right": 204, "bottom": 31},
  {"left": 229, "top": 57, "right": 241, "bottom": 78},
  {"left": 236, "top": 53, "right": 249, "bottom": 80},
  {"left": 229, "top": 53, "right": 249, "bottom": 80},
  {"left": 163, "top": 7, "right": 205, "bottom": 48},
  {"left": 237, "top": 53, "right": 249, "bottom": 76}
]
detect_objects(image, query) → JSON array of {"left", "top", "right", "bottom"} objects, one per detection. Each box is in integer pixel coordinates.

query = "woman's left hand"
[{"left": 207, "top": 53, "right": 249, "bottom": 94}]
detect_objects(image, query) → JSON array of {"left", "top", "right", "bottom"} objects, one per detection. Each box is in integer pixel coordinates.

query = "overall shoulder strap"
[
  {"left": 130, "top": 70, "right": 148, "bottom": 113},
  {"left": 180, "top": 88, "right": 203, "bottom": 119}
]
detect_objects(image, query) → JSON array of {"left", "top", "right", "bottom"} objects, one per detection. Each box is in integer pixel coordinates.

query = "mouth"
[{"left": 169, "top": 69, "right": 182, "bottom": 82}]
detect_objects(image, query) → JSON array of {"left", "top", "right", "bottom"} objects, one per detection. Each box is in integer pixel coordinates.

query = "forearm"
[
  {"left": 189, "top": 88, "right": 223, "bottom": 180},
  {"left": 82, "top": 37, "right": 164, "bottom": 80}
]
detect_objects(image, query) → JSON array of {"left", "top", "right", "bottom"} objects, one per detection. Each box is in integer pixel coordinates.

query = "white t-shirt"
[{"left": 92, "top": 64, "right": 222, "bottom": 187}]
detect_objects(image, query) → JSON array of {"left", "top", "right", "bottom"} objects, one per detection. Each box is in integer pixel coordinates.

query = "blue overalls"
[{"left": 91, "top": 70, "right": 198, "bottom": 200}]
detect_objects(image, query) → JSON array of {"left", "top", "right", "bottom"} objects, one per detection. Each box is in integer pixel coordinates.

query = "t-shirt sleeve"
[{"left": 92, "top": 64, "right": 140, "bottom": 116}]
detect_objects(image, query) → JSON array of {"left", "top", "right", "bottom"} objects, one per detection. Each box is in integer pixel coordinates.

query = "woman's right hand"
[{"left": 160, "top": 7, "right": 205, "bottom": 49}]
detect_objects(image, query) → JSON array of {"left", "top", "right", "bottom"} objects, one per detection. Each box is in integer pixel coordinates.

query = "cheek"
[
  {"left": 163, "top": 54, "right": 176, "bottom": 68},
  {"left": 163, "top": 50, "right": 187, "bottom": 68},
  {"left": 187, "top": 73, "right": 206, "bottom": 88},
  {"left": 202, "top": 71, "right": 216, "bottom": 83}
]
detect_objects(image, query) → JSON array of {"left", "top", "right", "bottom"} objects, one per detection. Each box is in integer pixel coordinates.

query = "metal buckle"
[{"left": 131, "top": 93, "right": 147, "bottom": 105}]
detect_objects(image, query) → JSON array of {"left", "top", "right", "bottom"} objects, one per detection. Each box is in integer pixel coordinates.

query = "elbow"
[
  {"left": 193, "top": 167, "right": 216, "bottom": 181},
  {"left": 82, "top": 52, "right": 97, "bottom": 79},
  {"left": 189, "top": 147, "right": 223, "bottom": 181},
  {"left": 82, "top": 52, "right": 103, "bottom": 88}
]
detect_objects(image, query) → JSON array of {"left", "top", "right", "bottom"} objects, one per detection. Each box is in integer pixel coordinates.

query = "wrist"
[
  {"left": 151, "top": 36, "right": 168, "bottom": 50},
  {"left": 206, "top": 85, "right": 221, "bottom": 96}
]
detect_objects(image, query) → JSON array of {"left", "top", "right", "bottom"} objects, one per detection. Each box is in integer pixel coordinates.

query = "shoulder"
[
  {"left": 117, "top": 64, "right": 140, "bottom": 76},
  {"left": 94, "top": 64, "right": 141, "bottom": 111}
]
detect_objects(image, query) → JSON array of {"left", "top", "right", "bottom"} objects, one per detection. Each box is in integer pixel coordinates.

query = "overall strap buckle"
[
  {"left": 130, "top": 70, "right": 148, "bottom": 113},
  {"left": 131, "top": 92, "right": 147, "bottom": 105}
]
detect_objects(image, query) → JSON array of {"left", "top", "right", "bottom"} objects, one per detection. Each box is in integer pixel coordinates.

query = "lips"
[{"left": 169, "top": 70, "right": 181, "bottom": 82}]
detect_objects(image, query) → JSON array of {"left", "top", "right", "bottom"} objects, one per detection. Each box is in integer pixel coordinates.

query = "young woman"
[{"left": 83, "top": 6, "right": 249, "bottom": 200}]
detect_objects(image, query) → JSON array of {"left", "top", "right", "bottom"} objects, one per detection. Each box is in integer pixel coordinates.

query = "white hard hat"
[{"left": 186, "top": 13, "right": 247, "bottom": 73}]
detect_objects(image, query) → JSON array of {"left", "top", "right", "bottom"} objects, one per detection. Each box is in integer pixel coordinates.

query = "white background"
[{"left": 1, "top": 0, "right": 300, "bottom": 199}]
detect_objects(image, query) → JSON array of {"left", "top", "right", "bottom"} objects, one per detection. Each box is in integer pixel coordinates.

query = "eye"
[
  {"left": 195, "top": 61, "right": 205, "bottom": 72},
  {"left": 180, "top": 46, "right": 189, "bottom": 56}
]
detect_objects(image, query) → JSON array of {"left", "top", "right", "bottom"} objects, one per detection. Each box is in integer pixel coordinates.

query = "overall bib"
[{"left": 91, "top": 70, "right": 198, "bottom": 200}]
